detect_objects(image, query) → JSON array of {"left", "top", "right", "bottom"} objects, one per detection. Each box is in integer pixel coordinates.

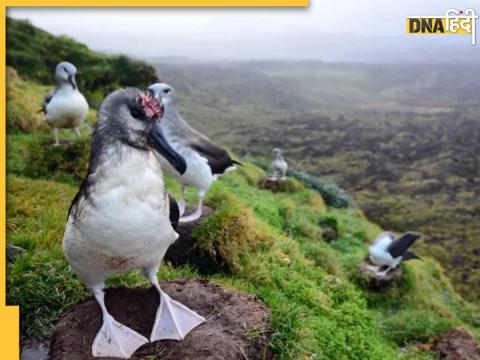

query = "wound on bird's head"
[{"left": 137, "top": 91, "right": 164, "bottom": 120}]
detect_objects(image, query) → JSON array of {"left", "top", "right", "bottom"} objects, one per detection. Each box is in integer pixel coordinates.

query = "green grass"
[{"left": 7, "top": 137, "right": 479, "bottom": 358}]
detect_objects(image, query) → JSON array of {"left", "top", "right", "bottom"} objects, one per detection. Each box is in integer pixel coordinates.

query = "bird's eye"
[
  {"left": 130, "top": 108, "right": 142, "bottom": 118},
  {"left": 163, "top": 89, "right": 171, "bottom": 94},
  {"left": 63, "top": 67, "right": 68, "bottom": 73}
]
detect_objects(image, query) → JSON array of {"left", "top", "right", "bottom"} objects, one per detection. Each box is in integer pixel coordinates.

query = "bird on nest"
[
  {"left": 367, "top": 231, "right": 422, "bottom": 277},
  {"left": 63, "top": 88, "right": 205, "bottom": 359}
]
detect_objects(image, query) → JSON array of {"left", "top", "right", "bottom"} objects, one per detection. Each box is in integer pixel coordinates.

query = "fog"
[{"left": 8, "top": 1, "right": 480, "bottom": 63}]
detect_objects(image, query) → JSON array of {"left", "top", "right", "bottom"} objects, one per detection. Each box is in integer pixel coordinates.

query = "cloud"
[{"left": 8, "top": 2, "right": 480, "bottom": 61}]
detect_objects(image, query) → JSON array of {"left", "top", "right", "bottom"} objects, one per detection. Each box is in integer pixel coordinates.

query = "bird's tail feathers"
[{"left": 402, "top": 251, "right": 421, "bottom": 261}]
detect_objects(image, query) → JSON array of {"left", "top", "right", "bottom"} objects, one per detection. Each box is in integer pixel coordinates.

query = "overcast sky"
[{"left": 8, "top": 1, "right": 480, "bottom": 62}]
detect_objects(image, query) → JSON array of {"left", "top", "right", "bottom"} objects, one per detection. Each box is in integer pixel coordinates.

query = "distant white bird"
[
  {"left": 271, "top": 148, "right": 288, "bottom": 180},
  {"left": 41, "top": 62, "right": 89, "bottom": 145},
  {"left": 148, "top": 83, "right": 239, "bottom": 223},
  {"left": 63, "top": 89, "right": 204, "bottom": 358},
  {"left": 368, "top": 231, "right": 421, "bottom": 277}
]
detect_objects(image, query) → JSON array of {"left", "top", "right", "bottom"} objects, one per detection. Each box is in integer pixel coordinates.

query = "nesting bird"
[
  {"left": 148, "top": 83, "right": 239, "bottom": 223},
  {"left": 63, "top": 88, "right": 205, "bottom": 358},
  {"left": 41, "top": 61, "right": 89, "bottom": 145},
  {"left": 271, "top": 148, "right": 288, "bottom": 180},
  {"left": 368, "top": 231, "right": 421, "bottom": 277}
]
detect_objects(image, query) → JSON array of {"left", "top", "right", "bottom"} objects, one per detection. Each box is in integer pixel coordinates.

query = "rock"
[
  {"left": 21, "top": 337, "right": 49, "bottom": 360},
  {"left": 164, "top": 205, "right": 221, "bottom": 274},
  {"left": 357, "top": 258, "right": 404, "bottom": 290},
  {"left": 7, "top": 244, "right": 26, "bottom": 263},
  {"left": 322, "top": 227, "right": 338, "bottom": 242},
  {"left": 434, "top": 328, "right": 480, "bottom": 360},
  {"left": 50, "top": 279, "right": 272, "bottom": 360}
]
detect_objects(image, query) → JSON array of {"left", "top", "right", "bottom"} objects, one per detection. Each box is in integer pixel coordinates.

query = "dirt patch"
[
  {"left": 50, "top": 279, "right": 272, "bottom": 360},
  {"left": 434, "top": 328, "right": 480, "bottom": 360}
]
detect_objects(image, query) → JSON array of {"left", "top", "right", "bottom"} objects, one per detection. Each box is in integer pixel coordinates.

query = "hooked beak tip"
[{"left": 68, "top": 74, "right": 76, "bottom": 89}]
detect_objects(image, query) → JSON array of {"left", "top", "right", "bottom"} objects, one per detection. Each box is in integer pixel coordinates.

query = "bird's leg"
[
  {"left": 179, "top": 190, "right": 205, "bottom": 223},
  {"left": 91, "top": 284, "right": 148, "bottom": 358},
  {"left": 178, "top": 185, "right": 186, "bottom": 217},
  {"left": 366, "top": 264, "right": 381, "bottom": 273},
  {"left": 73, "top": 127, "right": 81, "bottom": 140},
  {"left": 273, "top": 169, "right": 280, "bottom": 180},
  {"left": 144, "top": 268, "right": 205, "bottom": 342},
  {"left": 376, "top": 267, "right": 391, "bottom": 278},
  {"left": 53, "top": 128, "right": 60, "bottom": 146}
]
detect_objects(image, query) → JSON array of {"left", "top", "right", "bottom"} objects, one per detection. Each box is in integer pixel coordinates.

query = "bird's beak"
[
  {"left": 147, "top": 88, "right": 163, "bottom": 103},
  {"left": 148, "top": 121, "right": 187, "bottom": 175},
  {"left": 68, "top": 74, "right": 77, "bottom": 90}
]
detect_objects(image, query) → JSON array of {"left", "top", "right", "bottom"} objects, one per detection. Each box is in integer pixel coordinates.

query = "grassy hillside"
[
  {"left": 5, "top": 69, "right": 480, "bottom": 360},
  {"left": 6, "top": 129, "right": 480, "bottom": 359},
  {"left": 6, "top": 17, "right": 159, "bottom": 108},
  {"left": 153, "top": 60, "right": 480, "bottom": 303}
]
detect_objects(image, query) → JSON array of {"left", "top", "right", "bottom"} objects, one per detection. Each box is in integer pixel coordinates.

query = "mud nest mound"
[
  {"left": 257, "top": 176, "right": 300, "bottom": 193},
  {"left": 50, "top": 279, "right": 272, "bottom": 360},
  {"left": 164, "top": 205, "right": 221, "bottom": 274},
  {"left": 357, "top": 258, "right": 404, "bottom": 291},
  {"left": 434, "top": 328, "right": 480, "bottom": 360}
]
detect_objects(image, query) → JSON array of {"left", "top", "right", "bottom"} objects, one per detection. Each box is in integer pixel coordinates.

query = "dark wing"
[
  {"left": 387, "top": 231, "right": 421, "bottom": 258},
  {"left": 168, "top": 193, "right": 180, "bottom": 230},
  {"left": 173, "top": 113, "right": 240, "bottom": 175},
  {"left": 402, "top": 251, "right": 421, "bottom": 261},
  {"left": 39, "top": 89, "right": 54, "bottom": 114},
  {"left": 189, "top": 135, "right": 240, "bottom": 175}
]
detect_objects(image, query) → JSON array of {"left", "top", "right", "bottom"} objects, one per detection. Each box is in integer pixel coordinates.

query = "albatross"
[
  {"left": 148, "top": 82, "right": 239, "bottom": 223},
  {"left": 271, "top": 148, "right": 288, "bottom": 180},
  {"left": 41, "top": 61, "right": 89, "bottom": 145},
  {"left": 63, "top": 88, "right": 205, "bottom": 358},
  {"left": 368, "top": 231, "right": 422, "bottom": 277}
]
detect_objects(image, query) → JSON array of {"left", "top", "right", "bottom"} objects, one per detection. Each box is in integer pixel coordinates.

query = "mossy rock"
[
  {"left": 23, "top": 135, "right": 90, "bottom": 183},
  {"left": 433, "top": 328, "right": 480, "bottom": 360},
  {"left": 194, "top": 191, "right": 273, "bottom": 275}
]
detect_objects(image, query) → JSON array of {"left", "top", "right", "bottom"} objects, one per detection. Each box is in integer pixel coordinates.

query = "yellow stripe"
[{"left": 7, "top": 0, "right": 309, "bottom": 6}]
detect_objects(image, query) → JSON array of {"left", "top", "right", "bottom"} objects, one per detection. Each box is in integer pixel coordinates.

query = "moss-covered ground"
[{"left": 7, "top": 125, "right": 480, "bottom": 359}]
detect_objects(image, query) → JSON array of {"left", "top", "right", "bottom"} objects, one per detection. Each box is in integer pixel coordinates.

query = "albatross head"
[
  {"left": 148, "top": 83, "right": 177, "bottom": 107},
  {"left": 95, "top": 88, "right": 187, "bottom": 174},
  {"left": 55, "top": 61, "right": 78, "bottom": 89}
]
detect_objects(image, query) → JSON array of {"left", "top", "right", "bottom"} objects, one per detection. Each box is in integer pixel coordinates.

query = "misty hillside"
[{"left": 151, "top": 60, "right": 480, "bottom": 303}]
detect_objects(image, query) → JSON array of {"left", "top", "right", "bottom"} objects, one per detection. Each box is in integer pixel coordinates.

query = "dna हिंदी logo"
[{"left": 406, "top": 8, "right": 478, "bottom": 45}]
